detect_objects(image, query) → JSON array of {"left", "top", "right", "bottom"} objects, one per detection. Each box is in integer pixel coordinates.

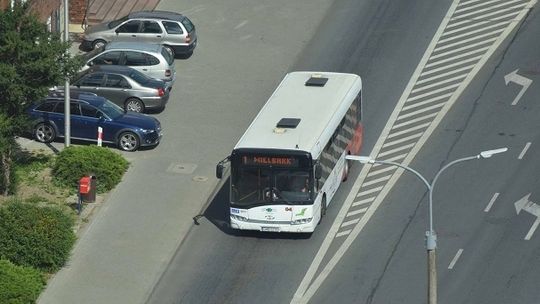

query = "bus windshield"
[{"left": 231, "top": 167, "right": 312, "bottom": 207}]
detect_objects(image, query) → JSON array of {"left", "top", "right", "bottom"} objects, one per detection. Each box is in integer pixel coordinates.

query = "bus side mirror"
[
  {"left": 216, "top": 164, "right": 224, "bottom": 179},
  {"left": 216, "top": 156, "right": 230, "bottom": 179},
  {"left": 315, "top": 163, "right": 322, "bottom": 180}
]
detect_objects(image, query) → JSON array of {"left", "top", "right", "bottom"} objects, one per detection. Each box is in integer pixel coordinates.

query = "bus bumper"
[{"left": 230, "top": 218, "right": 316, "bottom": 233}]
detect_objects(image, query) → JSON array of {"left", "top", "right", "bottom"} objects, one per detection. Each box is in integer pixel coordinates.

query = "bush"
[
  {"left": 0, "top": 259, "right": 45, "bottom": 304},
  {"left": 52, "top": 146, "right": 129, "bottom": 193},
  {"left": 0, "top": 202, "right": 76, "bottom": 272}
]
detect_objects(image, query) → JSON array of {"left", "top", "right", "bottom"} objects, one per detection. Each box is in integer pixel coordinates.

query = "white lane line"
[
  {"left": 234, "top": 20, "right": 248, "bottom": 29},
  {"left": 291, "top": 0, "right": 537, "bottom": 302},
  {"left": 443, "top": 11, "right": 521, "bottom": 36},
  {"left": 407, "top": 83, "right": 461, "bottom": 102},
  {"left": 362, "top": 174, "right": 392, "bottom": 187},
  {"left": 430, "top": 38, "right": 497, "bottom": 60},
  {"left": 484, "top": 192, "right": 500, "bottom": 212},
  {"left": 452, "top": 0, "right": 526, "bottom": 20},
  {"left": 518, "top": 142, "right": 531, "bottom": 159},
  {"left": 377, "top": 153, "right": 408, "bottom": 163},
  {"left": 412, "top": 74, "right": 467, "bottom": 94},
  {"left": 388, "top": 122, "right": 431, "bottom": 138},
  {"left": 347, "top": 207, "right": 368, "bottom": 217},
  {"left": 418, "top": 66, "right": 473, "bottom": 84},
  {"left": 356, "top": 186, "right": 384, "bottom": 198},
  {"left": 378, "top": 143, "right": 416, "bottom": 158},
  {"left": 367, "top": 166, "right": 396, "bottom": 177},
  {"left": 425, "top": 50, "right": 485, "bottom": 69},
  {"left": 392, "top": 112, "right": 438, "bottom": 129},
  {"left": 383, "top": 133, "right": 424, "bottom": 148},
  {"left": 447, "top": 5, "right": 522, "bottom": 30},
  {"left": 457, "top": 0, "right": 484, "bottom": 7},
  {"left": 397, "top": 103, "right": 446, "bottom": 121},
  {"left": 455, "top": 0, "right": 506, "bottom": 14},
  {"left": 335, "top": 230, "right": 352, "bottom": 238},
  {"left": 448, "top": 249, "right": 464, "bottom": 269},
  {"left": 447, "top": 4, "right": 526, "bottom": 28},
  {"left": 341, "top": 218, "right": 360, "bottom": 228},
  {"left": 525, "top": 219, "right": 540, "bottom": 240},
  {"left": 436, "top": 26, "right": 506, "bottom": 49},
  {"left": 402, "top": 94, "right": 452, "bottom": 112},
  {"left": 352, "top": 196, "right": 375, "bottom": 207}
]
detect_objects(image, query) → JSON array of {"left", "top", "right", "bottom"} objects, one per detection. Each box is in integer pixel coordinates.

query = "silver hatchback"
[
  {"left": 81, "top": 10, "right": 197, "bottom": 57},
  {"left": 80, "top": 42, "right": 176, "bottom": 86}
]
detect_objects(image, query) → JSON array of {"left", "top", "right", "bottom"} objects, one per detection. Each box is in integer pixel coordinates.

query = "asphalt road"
[
  {"left": 147, "top": 0, "right": 540, "bottom": 304},
  {"left": 38, "top": 0, "right": 540, "bottom": 303}
]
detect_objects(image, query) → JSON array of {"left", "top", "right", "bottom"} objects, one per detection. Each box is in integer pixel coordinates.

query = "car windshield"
[
  {"left": 128, "top": 69, "right": 152, "bottom": 85},
  {"left": 97, "top": 98, "right": 124, "bottom": 119},
  {"left": 108, "top": 16, "right": 128, "bottom": 29},
  {"left": 231, "top": 167, "right": 312, "bottom": 207}
]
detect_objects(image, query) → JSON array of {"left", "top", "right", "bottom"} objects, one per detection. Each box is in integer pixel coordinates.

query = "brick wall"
[
  {"left": 69, "top": 0, "right": 86, "bottom": 24},
  {"left": 28, "top": 0, "right": 61, "bottom": 22}
]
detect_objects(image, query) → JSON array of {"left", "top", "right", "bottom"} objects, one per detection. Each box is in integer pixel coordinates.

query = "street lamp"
[{"left": 346, "top": 147, "right": 508, "bottom": 304}]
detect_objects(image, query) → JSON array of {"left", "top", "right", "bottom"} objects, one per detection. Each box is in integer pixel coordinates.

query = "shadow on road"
[{"left": 201, "top": 178, "right": 312, "bottom": 240}]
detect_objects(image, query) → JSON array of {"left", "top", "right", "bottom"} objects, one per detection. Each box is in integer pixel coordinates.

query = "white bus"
[{"left": 216, "top": 71, "right": 363, "bottom": 233}]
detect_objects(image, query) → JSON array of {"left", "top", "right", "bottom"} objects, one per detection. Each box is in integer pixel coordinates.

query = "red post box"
[{"left": 78, "top": 175, "right": 97, "bottom": 202}]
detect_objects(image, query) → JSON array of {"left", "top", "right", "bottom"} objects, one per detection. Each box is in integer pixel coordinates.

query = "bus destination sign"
[{"left": 242, "top": 156, "right": 299, "bottom": 167}]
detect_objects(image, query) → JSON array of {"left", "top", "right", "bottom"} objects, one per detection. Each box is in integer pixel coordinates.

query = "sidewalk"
[{"left": 86, "top": 0, "right": 159, "bottom": 25}]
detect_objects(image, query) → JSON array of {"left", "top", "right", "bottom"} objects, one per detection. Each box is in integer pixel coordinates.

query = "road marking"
[
  {"left": 454, "top": 0, "right": 504, "bottom": 13},
  {"left": 518, "top": 142, "right": 531, "bottom": 159},
  {"left": 407, "top": 83, "right": 461, "bottom": 101},
  {"left": 347, "top": 207, "right": 369, "bottom": 217},
  {"left": 377, "top": 143, "right": 416, "bottom": 157},
  {"left": 356, "top": 186, "right": 384, "bottom": 198},
  {"left": 505, "top": 69, "right": 533, "bottom": 105},
  {"left": 388, "top": 123, "right": 432, "bottom": 138},
  {"left": 514, "top": 194, "right": 540, "bottom": 240},
  {"left": 362, "top": 175, "right": 392, "bottom": 187},
  {"left": 411, "top": 75, "right": 468, "bottom": 94},
  {"left": 367, "top": 166, "right": 396, "bottom": 177},
  {"left": 448, "top": 249, "right": 464, "bottom": 269},
  {"left": 524, "top": 219, "right": 540, "bottom": 240},
  {"left": 341, "top": 218, "right": 360, "bottom": 228},
  {"left": 417, "top": 66, "right": 473, "bottom": 84},
  {"left": 436, "top": 27, "right": 506, "bottom": 50},
  {"left": 291, "top": 0, "right": 537, "bottom": 302},
  {"left": 484, "top": 192, "right": 500, "bottom": 212},
  {"left": 392, "top": 113, "right": 438, "bottom": 129},
  {"left": 352, "top": 197, "right": 375, "bottom": 207},
  {"left": 234, "top": 20, "right": 248, "bottom": 30}
]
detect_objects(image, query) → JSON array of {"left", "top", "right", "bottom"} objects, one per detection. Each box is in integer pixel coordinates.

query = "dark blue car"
[{"left": 27, "top": 92, "right": 162, "bottom": 151}]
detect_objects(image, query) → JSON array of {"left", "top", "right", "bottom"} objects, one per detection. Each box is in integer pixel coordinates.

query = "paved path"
[{"left": 38, "top": 0, "right": 334, "bottom": 303}]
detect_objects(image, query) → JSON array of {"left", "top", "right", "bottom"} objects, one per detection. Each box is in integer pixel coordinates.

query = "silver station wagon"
[
  {"left": 67, "top": 65, "right": 170, "bottom": 113},
  {"left": 81, "top": 10, "right": 197, "bottom": 57},
  {"left": 80, "top": 42, "right": 176, "bottom": 87}
]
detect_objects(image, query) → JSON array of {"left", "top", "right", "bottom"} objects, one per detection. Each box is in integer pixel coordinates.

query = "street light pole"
[
  {"left": 63, "top": 0, "right": 70, "bottom": 147},
  {"left": 346, "top": 147, "right": 507, "bottom": 304}
]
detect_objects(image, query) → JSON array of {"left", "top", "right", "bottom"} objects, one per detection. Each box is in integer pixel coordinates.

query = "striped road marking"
[{"left": 291, "top": 0, "right": 536, "bottom": 303}]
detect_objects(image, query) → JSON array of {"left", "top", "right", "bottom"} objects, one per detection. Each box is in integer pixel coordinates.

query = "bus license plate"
[{"left": 261, "top": 227, "right": 280, "bottom": 232}]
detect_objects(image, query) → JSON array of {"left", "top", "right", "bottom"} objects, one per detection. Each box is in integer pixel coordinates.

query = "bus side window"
[{"left": 355, "top": 91, "right": 362, "bottom": 121}]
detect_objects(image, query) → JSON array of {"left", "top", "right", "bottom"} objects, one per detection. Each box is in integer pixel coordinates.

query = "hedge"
[
  {"left": 0, "top": 259, "right": 45, "bottom": 304},
  {"left": 52, "top": 145, "right": 129, "bottom": 193},
  {"left": 0, "top": 202, "right": 75, "bottom": 272}
]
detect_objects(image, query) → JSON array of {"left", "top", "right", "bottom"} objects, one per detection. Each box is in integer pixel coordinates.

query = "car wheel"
[
  {"left": 118, "top": 131, "right": 140, "bottom": 152},
  {"left": 92, "top": 39, "right": 106, "bottom": 50},
  {"left": 163, "top": 45, "right": 175, "bottom": 58},
  {"left": 125, "top": 98, "right": 144, "bottom": 113},
  {"left": 34, "top": 123, "right": 56, "bottom": 143}
]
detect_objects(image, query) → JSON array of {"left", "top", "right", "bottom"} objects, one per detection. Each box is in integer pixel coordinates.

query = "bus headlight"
[
  {"left": 291, "top": 218, "right": 312, "bottom": 225},
  {"left": 231, "top": 214, "right": 248, "bottom": 222}
]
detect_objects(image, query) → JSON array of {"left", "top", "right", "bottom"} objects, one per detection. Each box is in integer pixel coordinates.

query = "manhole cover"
[
  {"left": 167, "top": 163, "right": 197, "bottom": 174},
  {"left": 192, "top": 176, "right": 208, "bottom": 182}
]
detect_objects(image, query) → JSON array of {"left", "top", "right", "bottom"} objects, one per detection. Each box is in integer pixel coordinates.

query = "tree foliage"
[
  {"left": 0, "top": 259, "right": 45, "bottom": 304},
  {"left": 0, "top": 2, "right": 83, "bottom": 195},
  {"left": 0, "top": 201, "right": 76, "bottom": 272}
]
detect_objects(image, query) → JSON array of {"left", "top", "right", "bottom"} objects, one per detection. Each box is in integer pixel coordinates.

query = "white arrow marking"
[
  {"left": 505, "top": 69, "right": 532, "bottom": 105},
  {"left": 514, "top": 193, "right": 540, "bottom": 240}
]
